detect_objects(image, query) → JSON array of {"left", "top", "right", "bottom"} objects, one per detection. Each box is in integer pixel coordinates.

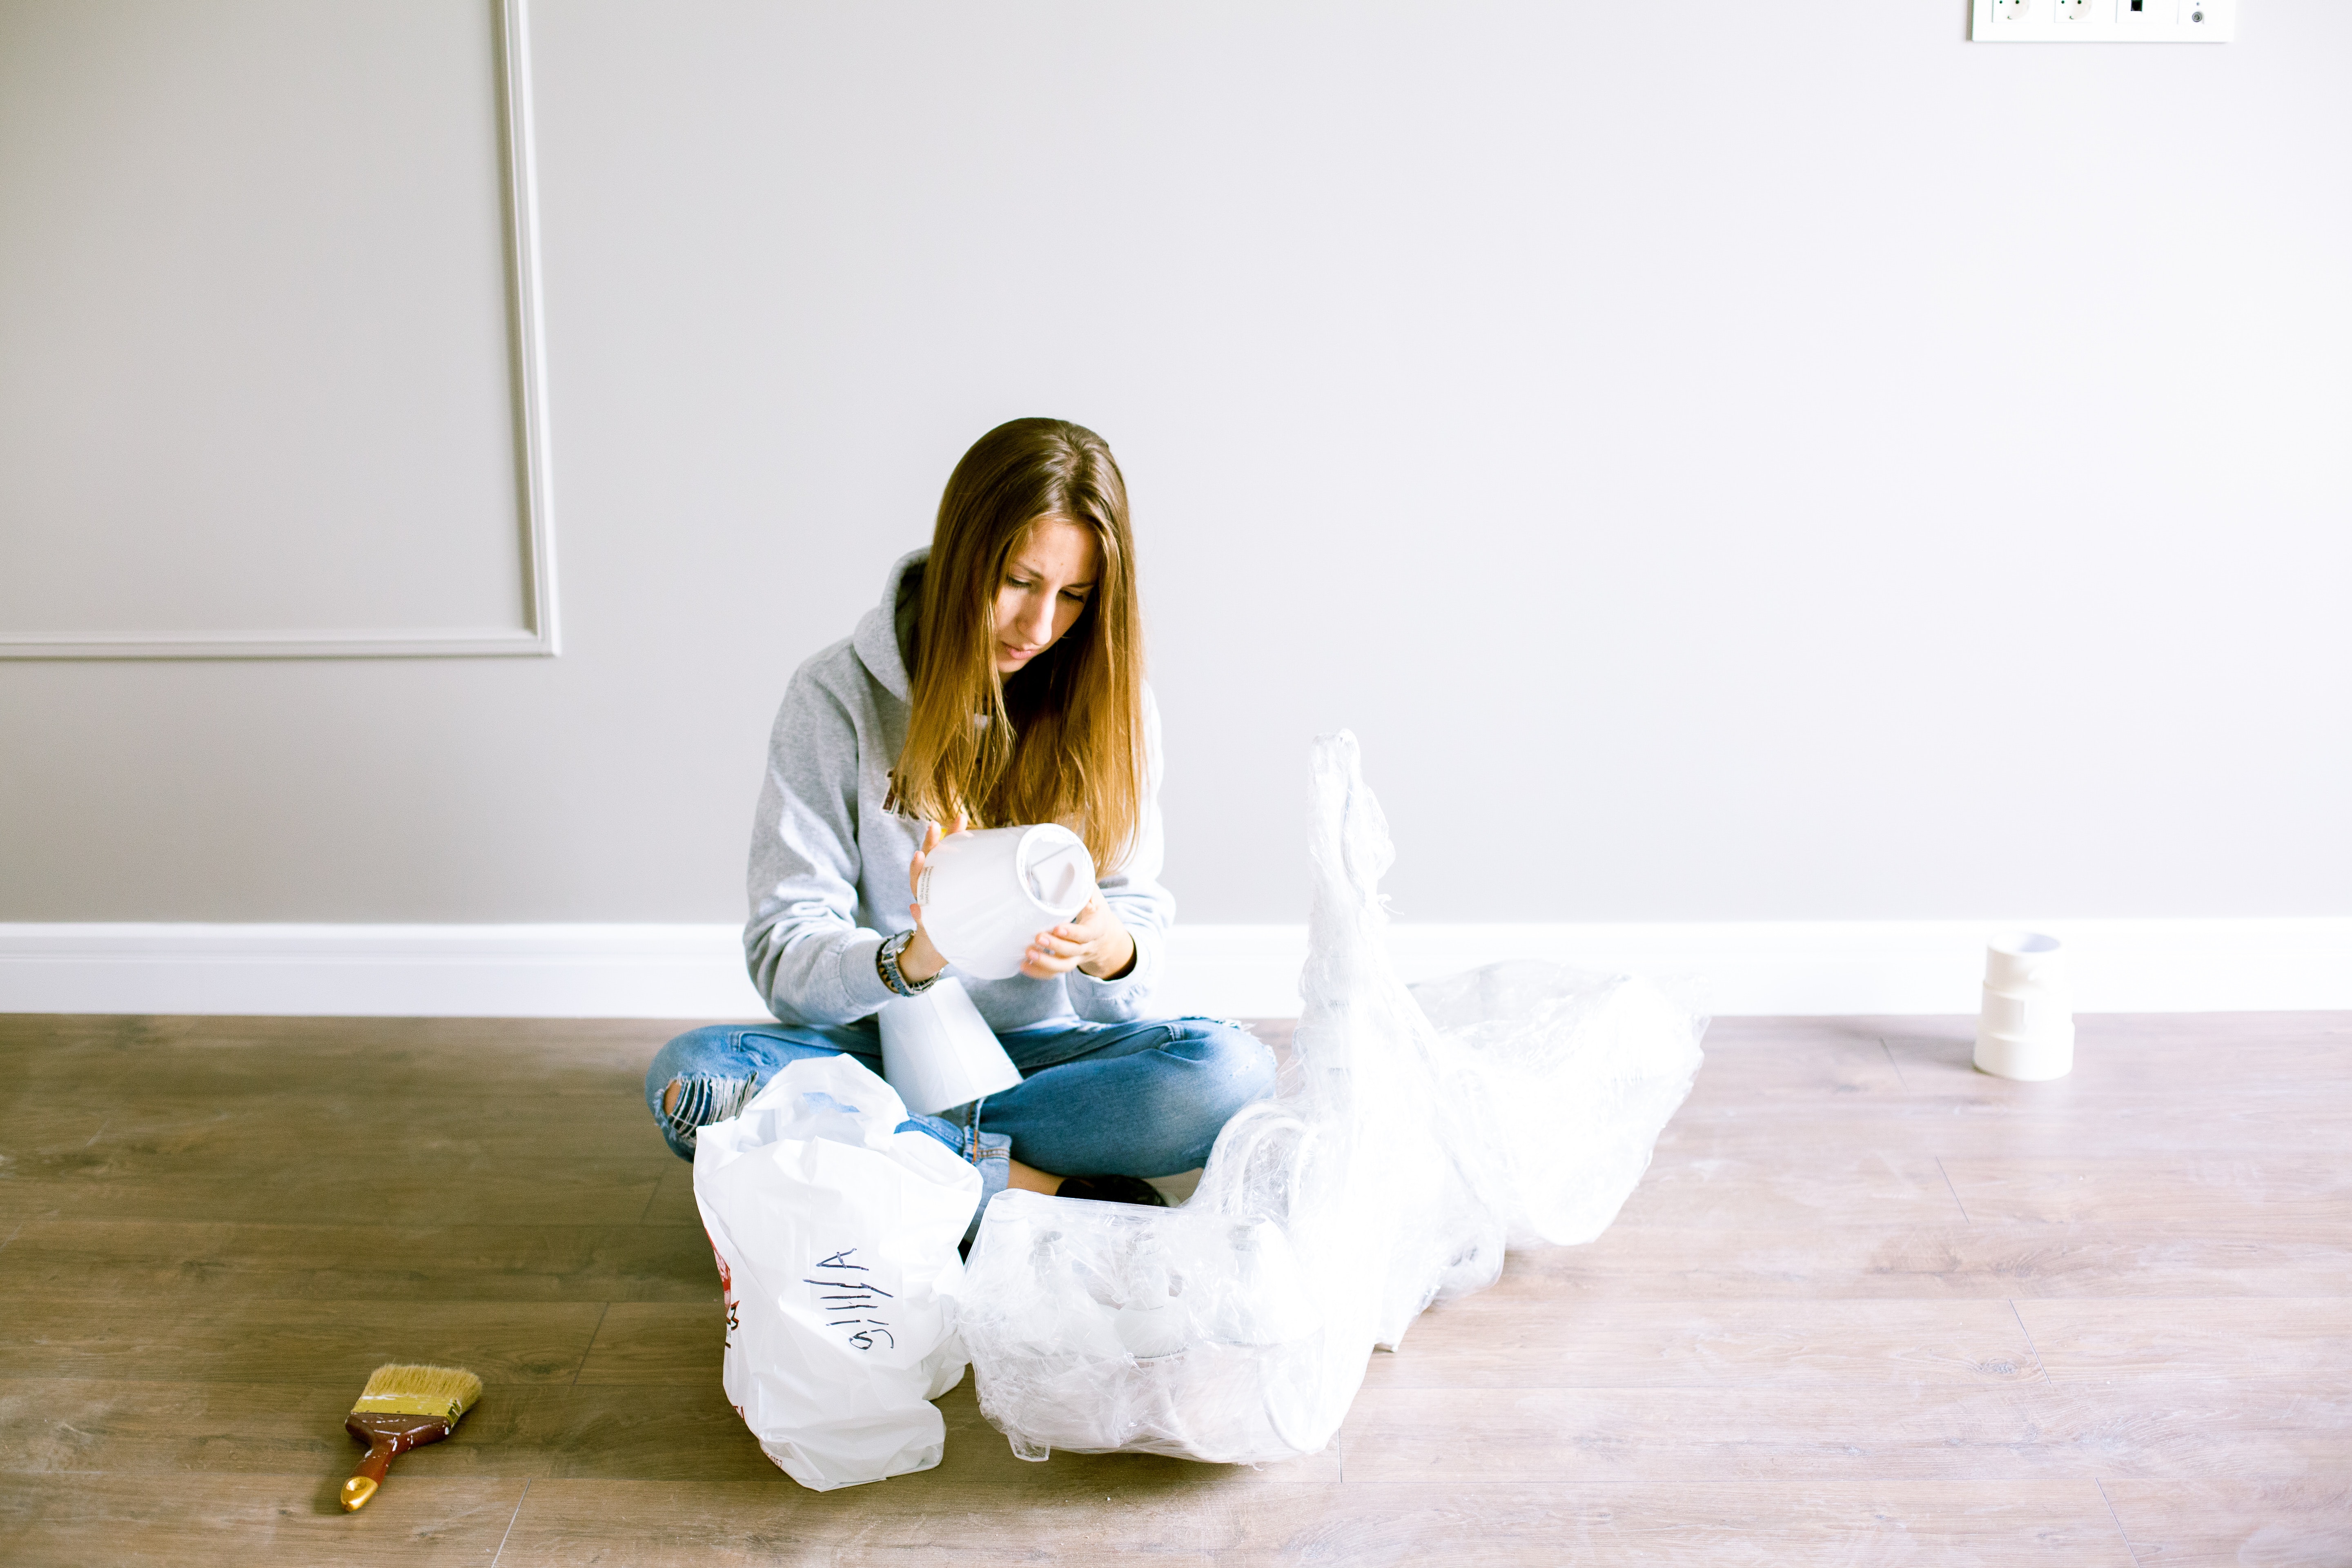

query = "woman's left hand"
[{"left": 1022, "top": 892, "right": 1137, "bottom": 982}]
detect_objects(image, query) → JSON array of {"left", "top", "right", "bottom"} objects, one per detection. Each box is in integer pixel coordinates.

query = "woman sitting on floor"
[{"left": 646, "top": 416, "right": 1274, "bottom": 1227}]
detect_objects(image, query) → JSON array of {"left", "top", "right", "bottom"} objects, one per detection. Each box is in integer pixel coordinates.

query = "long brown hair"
[{"left": 886, "top": 418, "right": 1147, "bottom": 872}]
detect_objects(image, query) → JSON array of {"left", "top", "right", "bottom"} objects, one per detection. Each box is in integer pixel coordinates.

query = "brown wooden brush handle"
[{"left": 341, "top": 1413, "right": 453, "bottom": 1512}]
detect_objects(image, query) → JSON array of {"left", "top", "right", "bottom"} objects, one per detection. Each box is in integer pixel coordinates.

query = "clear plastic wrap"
[
  {"left": 1412, "top": 958, "right": 1711, "bottom": 1248},
  {"left": 958, "top": 731, "right": 1708, "bottom": 1464}
]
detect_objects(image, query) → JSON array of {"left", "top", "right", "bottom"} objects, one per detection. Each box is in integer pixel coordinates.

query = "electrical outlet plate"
[{"left": 1972, "top": 0, "right": 2234, "bottom": 41}]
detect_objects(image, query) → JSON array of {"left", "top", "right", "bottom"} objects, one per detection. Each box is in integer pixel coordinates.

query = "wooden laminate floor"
[{"left": 0, "top": 1011, "right": 2346, "bottom": 1566}]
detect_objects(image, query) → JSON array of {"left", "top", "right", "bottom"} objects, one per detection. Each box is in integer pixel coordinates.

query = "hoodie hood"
[{"left": 852, "top": 548, "right": 927, "bottom": 703}]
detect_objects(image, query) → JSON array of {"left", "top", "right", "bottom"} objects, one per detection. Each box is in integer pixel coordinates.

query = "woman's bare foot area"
[{"left": 1006, "top": 1158, "right": 1062, "bottom": 1194}]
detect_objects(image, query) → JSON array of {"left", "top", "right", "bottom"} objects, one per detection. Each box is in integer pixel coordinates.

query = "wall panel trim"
[
  {"left": 0, "top": 0, "right": 559, "bottom": 662},
  {"left": 2, "top": 919, "right": 2346, "bottom": 1019}
]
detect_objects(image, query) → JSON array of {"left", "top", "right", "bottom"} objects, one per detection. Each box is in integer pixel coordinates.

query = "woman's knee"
[
  {"left": 644, "top": 1025, "right": 743, "bottom": 1111},
  {"left": 1159, "top": 1020, "right": 1277, "bottom": 1152},
  {"left": 1193, "top": 1021, "right": 1277, "bottom": 1109}
]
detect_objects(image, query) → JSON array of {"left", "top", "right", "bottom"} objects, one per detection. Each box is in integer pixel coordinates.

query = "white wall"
[{"left": 2, "top": 0, "right": 2345, "bottom": 937}]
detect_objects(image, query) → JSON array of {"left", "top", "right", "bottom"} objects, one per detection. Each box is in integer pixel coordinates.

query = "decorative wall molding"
[
  {"left": 3, "top": 919, "right": 2347, "bottom": 1020},
  {"left": 496, "top": 0, "right": 561, "bottom": 660},
  {"left": 0, "top": 0, "right": 558, "bottom": 662}
]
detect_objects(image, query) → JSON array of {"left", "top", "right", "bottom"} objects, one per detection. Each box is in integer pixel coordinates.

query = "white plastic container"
[
  {"left": 878, "top": 976, "right": 1025, "bottom": 1116},
  {"left": 1972, "top": 930, "right": 2074, "bottom": 1081},
  {"left": 914, "top": 824, "right": 1097, "bottom": 981}
]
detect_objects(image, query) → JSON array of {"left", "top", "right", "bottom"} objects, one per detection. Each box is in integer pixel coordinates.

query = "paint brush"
[{"left": 339, "top": 1363, "right": 482, "bottom": 1511}]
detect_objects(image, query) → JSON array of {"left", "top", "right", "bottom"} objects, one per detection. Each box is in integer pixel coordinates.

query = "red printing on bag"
[{"left": 710, "top": 1240, "right": 740, "bottom": 1347}]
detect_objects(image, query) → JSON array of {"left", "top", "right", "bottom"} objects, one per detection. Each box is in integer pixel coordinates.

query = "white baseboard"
[
  {"left": 1168, "top": 919, "right": 2352, "bottom": 1018},
  {"left": 1, "top": 919, "right": 2347, "bottom": 1020},
  {"left": 0, "top": 924, "right": 766, "bottom": 1019}
]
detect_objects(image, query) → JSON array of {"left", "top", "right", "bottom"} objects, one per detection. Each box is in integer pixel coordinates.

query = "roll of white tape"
[{"left": 1983, "top": 929, "right": 2066, "bottom": 992}]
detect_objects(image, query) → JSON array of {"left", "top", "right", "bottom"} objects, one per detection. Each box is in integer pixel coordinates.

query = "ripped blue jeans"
[{"left": 645, "top": 1013, "right": 1276, "bottom": 1236}]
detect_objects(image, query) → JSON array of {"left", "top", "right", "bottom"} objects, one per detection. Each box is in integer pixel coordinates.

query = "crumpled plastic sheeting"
[{"left": 958, "top": 732, "right": 1708, "bottom": 1464}]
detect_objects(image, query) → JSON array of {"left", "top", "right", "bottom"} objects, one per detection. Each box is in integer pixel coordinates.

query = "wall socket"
[{"left": 1973, "top": 0, "right": 2234, "bottom": 40}]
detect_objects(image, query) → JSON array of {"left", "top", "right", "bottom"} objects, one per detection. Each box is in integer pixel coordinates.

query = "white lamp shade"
[
  {"left": 878, "top": 976, "right": 1025, "bottom": 1116},
  {"left": 915, "top": 824, "right": 1098, "bottom": 981}
]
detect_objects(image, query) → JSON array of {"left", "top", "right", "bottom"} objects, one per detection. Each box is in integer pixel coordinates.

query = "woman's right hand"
[{"left": 900, "top": 813, "right": 967, "bottom": 985}]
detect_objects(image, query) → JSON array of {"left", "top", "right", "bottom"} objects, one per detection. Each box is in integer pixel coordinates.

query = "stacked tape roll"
[{"left": 1972, "top": 931, "right": 2074, "bottom": 1081}]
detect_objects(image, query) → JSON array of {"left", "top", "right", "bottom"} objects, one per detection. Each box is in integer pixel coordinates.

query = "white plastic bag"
[
  {"left": 959, "top": 731, "right": 1707, "bottom": 1464},
  {"left": 692, "top": 1053, "right": 982, "bottom": 1490}
]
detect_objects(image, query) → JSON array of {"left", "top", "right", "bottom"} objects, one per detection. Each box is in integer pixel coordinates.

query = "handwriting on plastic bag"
[{"left": 807, "top": 1248, "right": 895, "bottom": 1350}]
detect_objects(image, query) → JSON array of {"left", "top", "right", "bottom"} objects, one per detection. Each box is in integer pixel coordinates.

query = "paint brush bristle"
[
  {"left": 351, "top": 1363, "right": 483, "bottom": 1422},
  {"left": 340, "top": 1363, "right": 483, "bottom": 1512}
]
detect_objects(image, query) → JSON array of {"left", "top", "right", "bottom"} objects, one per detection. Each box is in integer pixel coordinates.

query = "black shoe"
[{"left": 1054, "top": 1174, "right": 1169, "bottom": 1207}]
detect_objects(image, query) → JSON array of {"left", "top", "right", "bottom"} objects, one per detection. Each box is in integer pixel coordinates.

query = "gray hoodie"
[{"left": 744, "top": 548, "right": 1173, "bottom": 1032}]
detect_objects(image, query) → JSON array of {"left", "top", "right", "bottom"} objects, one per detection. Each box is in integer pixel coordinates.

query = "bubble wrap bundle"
[{"left": 958, "top": 732, "right": 1708, "bottom": 1464}]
